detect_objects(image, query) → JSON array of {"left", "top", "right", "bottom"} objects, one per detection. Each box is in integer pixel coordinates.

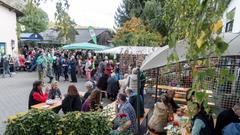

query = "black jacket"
[
  {"left": 62, "top": 95, "right": 82, "bottom": 114},
  {"left": 192, "top": 112, "right": 214, "bottom": 135},
  {"left": 129, "top": 94, "right": 144, "bottom": 117},
  {"left": 215, "top": 109, "right": 240, "bottom": 135},
  {"left": 97, "top": 74, "right": 108, "bottom": 91}
]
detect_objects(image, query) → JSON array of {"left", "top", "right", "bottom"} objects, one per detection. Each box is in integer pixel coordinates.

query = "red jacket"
[{"left": 33, "top": 92, "right": 48, "bottom": 103}]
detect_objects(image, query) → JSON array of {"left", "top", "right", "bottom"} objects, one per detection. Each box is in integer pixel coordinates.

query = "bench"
[
  {"left": 151, "top": 85, "right": 215, "bottom": 106},
  {"left": 140, "top": 108, "right": 150, "bottom": 127}
]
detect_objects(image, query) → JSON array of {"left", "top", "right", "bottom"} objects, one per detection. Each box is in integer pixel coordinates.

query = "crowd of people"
[
  {"left": 25, "top": 46, "right": 148, "bottom": 134},
  {"left": 22, "top": 47, "right": 240, "bottom": 134}
]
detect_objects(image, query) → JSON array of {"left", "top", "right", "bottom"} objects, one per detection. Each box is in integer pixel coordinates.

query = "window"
[
  {"left": 225, "top": 8, "right": 235, "bottom": 32},
  {"left": 0, "top": 42, "right": 6, "bottom": 56},
  {"left": 225, "top": 20, "right": 233, "bottom": 32}
]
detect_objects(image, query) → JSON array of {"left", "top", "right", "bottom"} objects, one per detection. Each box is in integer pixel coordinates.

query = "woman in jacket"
[
  {"left": 148, "top": 94, "right": 173, "bottom": 135},
  {"left": 126, "top": 68, "right": 138, "bottom": 92},
  {"left": 82, "top": 81, "right": 94, "bottom": 104},
  {"left": 62, "top": 85, "right": 82, "bottom": 114},
  {"left": 28, "top": 80, "right": 48, "bottom": 109},
  {"left": 81, "top": 89, "right": 102, "bottom": 112},
  {"left": 190, "top": 102, "right": 214, "bottom": 135}
]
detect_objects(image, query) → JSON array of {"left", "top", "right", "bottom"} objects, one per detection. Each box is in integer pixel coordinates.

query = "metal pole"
[
  {"left": 137, "top": 67, "right": 141, "bottom": 134},
  {"left": 155, "top": 68, "right": 160, "bottom": 103}
]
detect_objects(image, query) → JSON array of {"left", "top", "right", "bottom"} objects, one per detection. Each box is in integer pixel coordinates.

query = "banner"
[{"left": 88, "top": 26, "right": 97, "bottom": 44}]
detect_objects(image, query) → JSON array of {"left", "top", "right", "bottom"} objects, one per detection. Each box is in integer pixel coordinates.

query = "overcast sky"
[{"left": 40, "top": 0, "right": 122, "bottom": 29}]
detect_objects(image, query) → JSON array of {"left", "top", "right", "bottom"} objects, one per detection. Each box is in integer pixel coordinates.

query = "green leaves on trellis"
[
  {"left": 162, "top": 0, "right": 231, "bottom": 117},
  {"left": 218, "top": 68, "right": 235, "bottom": 85}
]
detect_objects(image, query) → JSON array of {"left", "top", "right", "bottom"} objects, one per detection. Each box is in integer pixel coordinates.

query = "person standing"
[
  {"left": 46, "top": 52, "right": 54, "bottom": 83},
  {"left": 107, "top": 73, "right": 120, "bottom": 101},
  {"left": 54, "top": 53, "right": 62, "bottom": 81},
  {"left": 2, "top": 55, "right": 12, "bottom": 78},
  {"left": 77, "top": 56, "right": 84, "bottom": 78},
  {"left": 85, "top": 58, "right": 92, "bottom": 80},
  {"left": 62, "top": 58, "right": 69, "bottom": 81},
  {"left": 69, "top": 56, "right": 77, "bottom": 82},
  {"left": 36, "top": 51, "right": 47, "bottom": 83},
  {"left": 126, "top": 68, "right": 138, "bottom": 93}
]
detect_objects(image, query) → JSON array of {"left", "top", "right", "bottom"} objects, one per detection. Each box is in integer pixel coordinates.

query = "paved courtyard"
[{"left": 0, "top": 72, "right": 86, "bottom": 134}]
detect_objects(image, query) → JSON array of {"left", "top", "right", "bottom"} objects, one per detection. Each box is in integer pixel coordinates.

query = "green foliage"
[
  {"left": 113, "top": 17, "right": 163, "bottom": 46},
  {"left": 18, "top": 1, "right": 49, "bottom": 33},
  {"left": 162, "top": 0, "right": 231, "bottom": 117},
  {"left": 142, "top": 0, "right": 168, "bottom": 36},
  {"left": 115, "top": 0, "right": 145, "bottom": 27},
  {"left": 59, "top": 112, "right": 112, "bottom": 135},
  {"left": 5, "top": 110, "right": 112, "bottom": 135},
  {"left": 115, "top": 0, "right": 168, "bottom": 37},
  {"left": 55, "top": 0, "right": 78, "bottom": 44},
  {"left": 5, "top": 109, "right": 60, "bottom": 135},
  {"left": 226, "top": 8, "right": 235, "bottom": 21}
]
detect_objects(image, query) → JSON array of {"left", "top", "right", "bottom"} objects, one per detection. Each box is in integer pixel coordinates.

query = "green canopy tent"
[{"left": 62, "top": 42, "right": 110, "bottom": 51}]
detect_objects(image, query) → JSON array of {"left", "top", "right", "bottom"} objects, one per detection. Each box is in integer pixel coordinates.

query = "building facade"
[
  {"left": 0, "top": 1, "right": 23, "bottom": 57},
  {"left": 222, "top": 0, "right": 240, "bottom": 33}
]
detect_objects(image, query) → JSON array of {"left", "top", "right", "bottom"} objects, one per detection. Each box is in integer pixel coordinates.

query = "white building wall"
[
  {"left": 222, "top": 0, "right": 240, "bottom": 33},
  {"left": 0, "top": 5, "right": 18, "bottom": 56}
]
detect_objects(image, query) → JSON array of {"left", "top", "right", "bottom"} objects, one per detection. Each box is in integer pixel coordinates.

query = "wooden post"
[
  {"left": 137, "top": 68, "right": 141, "bottom": 134},
  {"left": 155, "top": 68, "right": 160, "bottom": 103}
]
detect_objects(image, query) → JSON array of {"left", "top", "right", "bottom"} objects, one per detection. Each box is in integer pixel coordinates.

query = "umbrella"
[
  {"left": 96, "top": 46, "right": 161, "bottom": 55},
  {"left": 140, "top": 40, "right": 187, "bottom": 71},
  {"left": 140, "top": 33, "right": 240, "bottom": 71},
  {"left": 62, "top": 42, "right": 110, "bottom": 51}
]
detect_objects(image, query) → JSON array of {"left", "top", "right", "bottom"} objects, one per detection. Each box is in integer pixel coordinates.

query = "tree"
[
  {"left": 18, "top": 1, "right": 49, "bottom": 33},
  {"left": 55, "top": 0, "right": 78, "bottom": 44},
  {"left": 113, "top": 17, "right": 163, "bottom": 46},
  {"left": 115, "top": 0, "right": 145, "bottom": 27},
  {"left": 162, "top": 0, "right": 231, "bottom": 115},
  {"left": 142, "top": 0, "right": 168, "bottom": 36}
]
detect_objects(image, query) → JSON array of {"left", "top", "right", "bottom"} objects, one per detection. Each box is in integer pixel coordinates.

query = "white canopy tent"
[
  {"left": 95, "top": 46, "right": 162, "bottom": 55},
  {"left": 141, "top": 32, "right": 240, "bottom": 71}
]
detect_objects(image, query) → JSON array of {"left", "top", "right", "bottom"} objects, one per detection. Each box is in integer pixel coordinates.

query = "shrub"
[
  {"left": 59, "top": 111, "right": 112, "bottom": 135},
  {"left": 5, "top": 110, "right": 112, "bottom": 135},
  {"left": 5, "top": 109, "right": 60, "bottom": 135}
]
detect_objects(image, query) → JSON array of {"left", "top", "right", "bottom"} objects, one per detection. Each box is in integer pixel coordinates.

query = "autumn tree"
[{"left": 113, "top": 17, "right": 163, "bottom": 46}]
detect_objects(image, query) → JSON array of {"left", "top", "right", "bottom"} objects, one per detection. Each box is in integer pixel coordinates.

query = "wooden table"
[
  {"left": 31, "top": 91, "right": 86, "bottom": 110},
  {"left": 31, "top": 99, "right": 62, "bottom": 110}
]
